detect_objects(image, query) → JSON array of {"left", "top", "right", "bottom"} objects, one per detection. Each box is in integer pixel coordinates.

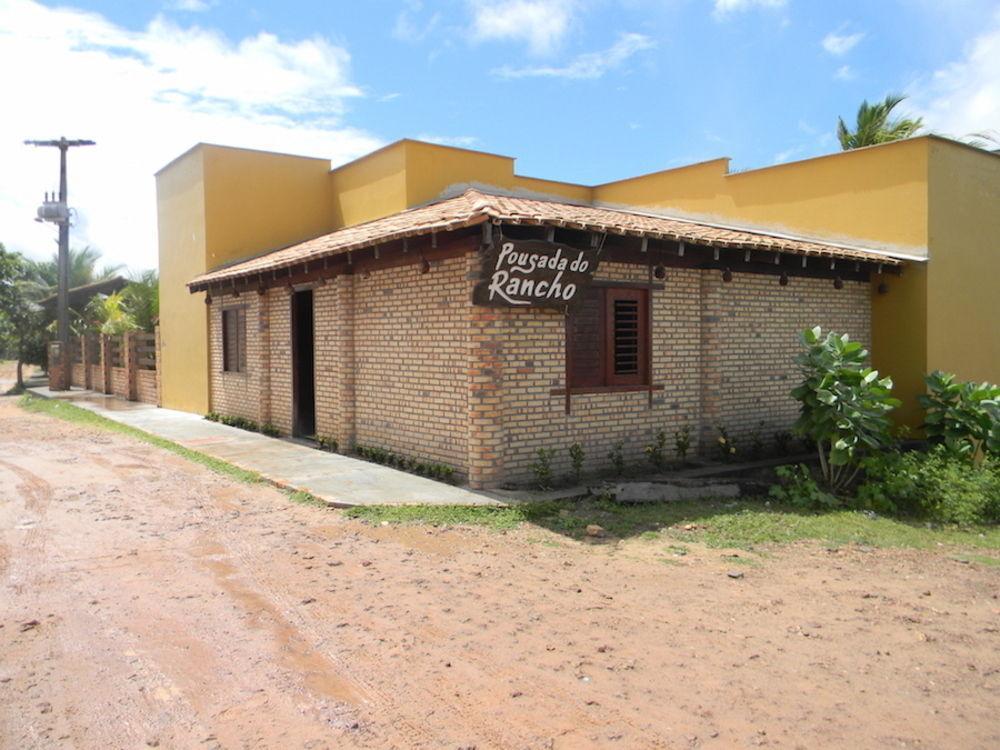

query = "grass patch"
[
  {"left": 288, "top": 489, "right": 326, "bottom": 508},
  {"left": 951, "top": 554, "right": 1000, "bottom": 567},
  {"left": 18, "top": 393, "right": 264, "bottom": 486},
  {"left": 344, "top": 503, "right": 555, "bottom": 530},
  {"left": 345, "top": 496, "right": 1000, "bottom": 552}
]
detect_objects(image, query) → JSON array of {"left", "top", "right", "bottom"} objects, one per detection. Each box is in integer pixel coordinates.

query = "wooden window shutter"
[
  {"left": 567, "top": 287, "right": 605, "bottom": 388},
  {"left": 605, "top": 288, "right": 648, "bottom": 386},
  {"left": 222, "top": 308, "right": 245, "bottom": 373}
]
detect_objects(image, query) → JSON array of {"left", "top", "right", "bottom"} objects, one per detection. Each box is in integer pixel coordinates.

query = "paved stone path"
[{"left": 28, "top": 387, "right": 501, "bottom": 506}]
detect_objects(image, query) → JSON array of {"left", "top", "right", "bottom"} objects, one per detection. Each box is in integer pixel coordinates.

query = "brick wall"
[
  {"left": 201, "top": 249, "right": 871, "bottom": 488},
  {"left": 489, "top": 263, "right": 703, "bottom": 485},
  {"left": 699, "top": 273, "right": 870, "bottom": 448},
  {"left": 352, "top": 257, "right": 469, "bottom": 470},
  {"left": 89, "top": 364, "right": 104, "bottom": 393},
  {"left": 110, "top": 367, "right": 128, "bottom": 399},
  {"left": 208, "top": 292, "right": 265, "bottom": 424},
  {"left": 486, "top": 267, "right": 870, "bottom": 484},
  {"left": 268, "top": 287, "right": 294, "bottom": 434},
  {"left": 314, "top": 276, "right": 355, "bottom": 448},
  {"left": 71, "top": 364, "right": 86, "bottom": 388},
  {"left": 136, "top": 370, "right": 158, "bottom": 405}
]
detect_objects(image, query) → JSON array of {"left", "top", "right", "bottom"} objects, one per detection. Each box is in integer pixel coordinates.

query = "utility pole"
[{"left": 25, "top": 137, "right": 95, "bottom": 389}]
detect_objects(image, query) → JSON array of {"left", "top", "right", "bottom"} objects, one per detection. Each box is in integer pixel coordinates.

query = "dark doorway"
[{"left": 292, "top": 289, "right": 316, "bottom": 438}]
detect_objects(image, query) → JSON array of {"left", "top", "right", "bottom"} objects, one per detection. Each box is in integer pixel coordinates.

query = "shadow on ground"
[{"left": 346, "top": 496, "right": 1000, "bottom": 552}]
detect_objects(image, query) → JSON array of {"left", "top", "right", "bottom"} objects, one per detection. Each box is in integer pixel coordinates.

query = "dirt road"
[{"left": 1, "top": 391, "right": 998, "bottom": 749}]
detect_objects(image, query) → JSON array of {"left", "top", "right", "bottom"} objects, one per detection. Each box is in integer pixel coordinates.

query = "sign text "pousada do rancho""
[{"left": 472, "top": 239, "right": 601, "bottom": 309}]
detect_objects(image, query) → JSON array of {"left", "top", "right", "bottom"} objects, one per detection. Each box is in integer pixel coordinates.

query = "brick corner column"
[
  {"left": 334, "top": 274, "right": 356, "bottom": 451},
  {"left": 466, "top": 252, "right": 505, "bottom": 489}
]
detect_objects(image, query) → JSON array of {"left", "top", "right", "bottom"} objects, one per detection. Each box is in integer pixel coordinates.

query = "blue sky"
[{"left": 1, "top": 0, "right": 998, "bottom": 270}]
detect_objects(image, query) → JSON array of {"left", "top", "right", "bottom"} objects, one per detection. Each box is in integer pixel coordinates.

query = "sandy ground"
[{"left": 1, "top": 384, "right": 998, "bottom": 748}]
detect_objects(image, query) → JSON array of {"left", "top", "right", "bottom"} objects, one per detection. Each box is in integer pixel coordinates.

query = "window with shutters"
[
  {"left": 222, "top": 307, "right": 247, "bottom": 373},
  {"left": 567, "top": 286, "right": 649, "bottom": 389}
]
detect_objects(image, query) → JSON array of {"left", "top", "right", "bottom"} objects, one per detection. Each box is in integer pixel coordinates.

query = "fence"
[{"left": 67, "top": 328, "right": 160, "bottom": 406}]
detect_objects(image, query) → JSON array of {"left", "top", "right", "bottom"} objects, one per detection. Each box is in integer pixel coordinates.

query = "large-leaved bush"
[
  {"left": 790, "top": 327, "right": 900, "bottom": 492},
  {"left": 919, "top": 371, "right": 999, "bottom": 462}
]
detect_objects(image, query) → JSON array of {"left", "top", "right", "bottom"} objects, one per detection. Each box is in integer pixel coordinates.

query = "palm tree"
[
  {"left": 965, "top": 130, "right": 1000, "bottom": 152},
  {"left": 30, "top": 246, "right": 123, "bottom": 291},
  {"left": 837, "top": 94, "right": 924, "bottom": 150}
]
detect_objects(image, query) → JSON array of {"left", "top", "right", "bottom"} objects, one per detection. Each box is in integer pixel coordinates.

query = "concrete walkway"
[{"left": 28, "top": 387, "right": 502, "bottom": 507}]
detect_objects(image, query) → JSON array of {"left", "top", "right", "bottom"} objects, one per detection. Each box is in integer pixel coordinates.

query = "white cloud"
[
  {"left": 909, "top": 10, "right": 1000, "bottom": 139},
  {"left": 834, "top": 64, "right": 854, "bottom": 81},
  {"left": 468, "top": 0, "right": 578, "bottom": 55},
  {"left": 712, "top": 0, "right": 786, "bottom": 20},
  {"left": 167, "top": 0, "right": 213, "bottom": 12},
  {"left": 0, "top": 0, "right": 381, "bottom": 272},
  {"left": 822, "top": 30, "right": 864, "bottom": 56},
  {"left": 493, "top": 32, "right": 655, "bottom": 79},
  {"left": 393, "top": 0, "right": 441, "bottom": 42}
]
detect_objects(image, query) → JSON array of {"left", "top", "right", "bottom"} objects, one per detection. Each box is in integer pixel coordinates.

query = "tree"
[
  {"left": 0, "top": 245, "right": 49, "bottom": 389},
  {"left": 965, "top": 130, "right": 1000, "bottom": 152},
  {"left": 837, "top": 94, "right": 923, "bottom": 150},
  {"left": 790, "top": 327, "right": 900, "bottom": 492},
  {"left": 84, "top": 291, "right": 137, "bottom": 335},
  {"left": 29, "top": 246, "right": 123, "bottom": 293},
  {"left": 122, "top": 269, "right": 159, "bottom": 332}
]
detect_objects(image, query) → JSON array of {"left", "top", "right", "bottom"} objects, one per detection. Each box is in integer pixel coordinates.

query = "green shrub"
[
  {"left": 644, "top": 429, "right": 668, "bottom": 471},
  {"left": 748, "top": 421, "right": 766, "bottom": 460},
  {"left": 773, "top": 430, "right": 793, "bottom": 455},
  {"left": 674, "top": 425, "right": 691, "bottom": 461},
  {"left": 607, "top": 441, "right": 625, "bottom": 476},
  {"left": 856, "top": 448, "right": 1000, "bottom": 525},
  {"left": 791, "top": 326, "right": 899, "bottom": 492},
  {"left": 318, "top": 436, "right": 339, "bottom": 452},
  {"left": 715, "top": 424, "right": 736, "bottom": 462},
  {"left": 531, "top": 448, "right": 555, "bottom": 489},
  {"left": 213, "top": 414, "right": 259, "bottom": 432},
  {"left": 261, "top": 423, "right": 280, "bottom": 437},
  {"left": 568, "top": 442, "right": 584, "bottom": 483},
  {"left": 768, "top": 464, "right": 837, "bottom": 509},
  {"left": 919, "top": 371, "right": 999, "bottom": 462}
]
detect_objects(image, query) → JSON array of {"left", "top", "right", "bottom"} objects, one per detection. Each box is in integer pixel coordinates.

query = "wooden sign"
[{"left": 472, "top": 239, "right": 601, "bottom": 309}]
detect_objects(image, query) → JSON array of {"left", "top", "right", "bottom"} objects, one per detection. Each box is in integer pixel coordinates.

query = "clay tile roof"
[{"left": 189, "top": 188, "right": 906, "bottom": 290}]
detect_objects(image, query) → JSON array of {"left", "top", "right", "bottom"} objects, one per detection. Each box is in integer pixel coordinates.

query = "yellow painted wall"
[
  {"left": 156, "top": 144, "right": 336, "bottom": 413},
  {"left": 595, "top": 142, "right": 929, "bottom": 254},
  {"left": 927, "top": 140, "right": 1000, "bottom": 383},
  {"left": 328, "top": 142, "right": 409, "bottom": 227},
  {"left": 871, "top": 265, "right": 928, "bottom": 427},
  {"left": 156, "top": 147, "right": 209, "bottom": 414}
]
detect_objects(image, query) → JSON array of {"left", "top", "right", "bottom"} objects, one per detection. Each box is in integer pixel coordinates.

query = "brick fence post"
[
  {"left": 124, "top": 331, "right": 137, "bottom": 401},
  {"left": 82, "top": 334, "right": 92, "bottom": 390},
  {"left": 466, "top": 252, "right": 505, "bottom": 489},
  {"left": 100, "top": 334, "right": 112, "bottom": 394},
  {"left": 47, "top": 341, "right": 69, "bottom": 390}
]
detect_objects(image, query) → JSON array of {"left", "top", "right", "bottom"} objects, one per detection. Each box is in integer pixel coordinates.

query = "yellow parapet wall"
[
  {"left": 156, "top": 135, "right": 997, "bottom": 423},
  {"left": 156, "top": 144, "right": 336, "bottom": 413}
]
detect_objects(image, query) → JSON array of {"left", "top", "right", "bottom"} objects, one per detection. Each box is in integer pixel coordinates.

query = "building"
[{"left": 156, "top": 137, "right": 999, "bottom": 488}]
